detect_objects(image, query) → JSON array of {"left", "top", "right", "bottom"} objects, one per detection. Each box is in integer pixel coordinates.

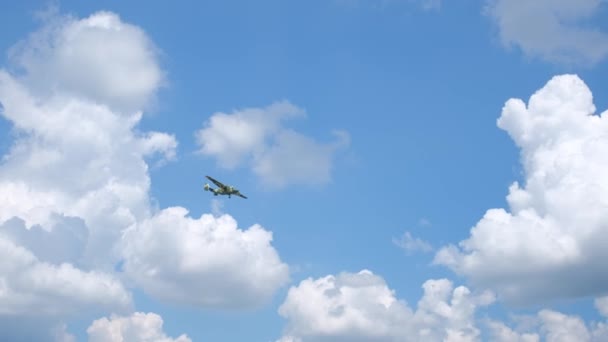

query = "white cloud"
[
  {"left": 277, "top": 270, "right": 494, "bottom": 341},
  {"left": 196, "top": 101, "right": 304, "bottom": 168},
  {"left": 0, "top": 233, "right": 132, "bottom": 316},
  {"left": 0, "top": 11, "right": 163, "bottom": 332},
  {"left": 195, "top": 101, "right": 350, "bottom": 188},
  {"left": 488, "top": 303, "right": 608, "bottom": 342},
  {"left": 121, "top": 207, "right": 290, "bottom": 309},
  {"left": 485, "top": 0, "right": 608, "bottom": 66},
  {"left": 435, "top": 74, "right": 608, "bottom": 304},
  {"left": 53, "top": 324, "right": 76, "bottom": 342},
  {"left": 595, "top": 296, "right": 608, "bottom": 317},
  {"left": 539, "top": 310, "right": 591, "bottom": 341},
  {"left": 485, "top": 320, "right": 540, "bottom": 342},
  {"left": 0, "top": 216, "right": 87, "bottom": 266},
  {"left": 8, "top": 9, "right": 163, "bottom": 113},
  {"left": 0, "top": 11, "right": 176, "bottom": 267},
  {"left": 253, "top": 129, "right": 349, "bottom": 188},
  {"left": 0, "top": 7, "right": 289, "bottom": 339},
  {"left": 87, "top": 312, "right": 191, "bottom": 342},
  {"left": 277, "top": 270, "right": 608, "bottom": 342},
  {"left": 392, "top": 231, "right": 433, "bottom": 254}
]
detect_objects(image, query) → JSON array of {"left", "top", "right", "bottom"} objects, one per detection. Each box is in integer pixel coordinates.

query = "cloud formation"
[
  {"left": 0, "top": 10, "right": 175, "bottom": 267},
  {"left": 277, "top": 269, "right": 608, "bottom": 342},
  {"left": 9, "top": 9, "right": 164, "bottom": 113},
  {"left": 0, "top": 234, "right": 131, "bottom": 316},
  {"left": 0, "top": 11, "right": 165, "bottom": 330},
  {"left": 485, "top": 0, "right": 608, "bottom": 66},
  {"left": 88, "top": 312, "right": 191, "bottom": 342},
  {"left": 277, "top": 270, "right": 494, "bottom": 341},
  {"left": 121, "top": 207, "right": 290, "bottom": 309},
  {"left": 0, "top": 8, "right": 290, "bottom": 338},
  {"left": 195, "top": 101, "right": 350, "bottom": 188},
  {"left": 486, "top": 299, "right": 608, "bottom": 342},
  {"left": 435, "top": 74, "right": 608, "bottom": 304}
]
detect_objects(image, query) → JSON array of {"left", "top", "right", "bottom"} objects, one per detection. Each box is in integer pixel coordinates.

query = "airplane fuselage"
[
  {"left": 204, "top": 183, "right": 240, "bottom": 198},
  {"left": 203, "top": 176, "right": 247, "bottom": 199}
]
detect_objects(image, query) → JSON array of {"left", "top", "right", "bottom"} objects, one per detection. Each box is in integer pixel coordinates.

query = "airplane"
[{"left": 203, "top": 175, "right": 247, "bottom": 199}]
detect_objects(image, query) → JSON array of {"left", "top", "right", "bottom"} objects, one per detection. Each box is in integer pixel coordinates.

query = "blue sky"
[{"left": 1, "top": 1, "right": 608, "bottom": 341}]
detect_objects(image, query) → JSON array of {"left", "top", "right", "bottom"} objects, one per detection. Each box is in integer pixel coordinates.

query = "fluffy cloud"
[
  {"left": 196, "top": 101, "right": 350, "bottom": 188},
  {"left": 487, "top": 299, "right": 608, "bottom": 342},
  {"left": 0, "top": 10, "right": 175, "bottom": 268},
  {"left": 0, "top": 8, "right": 288, "bottom": 340},
  {"left": 9, "top": 9, "right": 163, "bottom": 113},
  {"left": 0, "top": 235, "right": 131, "bottom": 316},
  {"left": 0, "top": 10, "right": 165, "bottom": 330},
  {"left": 277, "top": 269, "right": 608, "bottom": 342},
  {"left": 434, "top": 74, "right": 608, "bottom": 304},
  {"left": 485, "top": 320, "right": 539, "bottom": 342},
  {"left": 277, "top": 270, "right": 494, "bottom": 341},
  {"left": 87, "top": 312, "right": 190, "bottom": 342},
  {"left": 485, "top": 0, "right": 608, "bottom": 66},
  {"left": 121, "top": 207, "right": 290, "bottom": 309},
  {"left": 196, "top": 101, "right": 304, "bottom": 168},
  {"left": 0, "top": 216, "right": 87, "bottom": 265}
]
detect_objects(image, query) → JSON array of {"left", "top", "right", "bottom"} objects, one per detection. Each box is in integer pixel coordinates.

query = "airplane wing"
[
  {"left": 237, "top": 192, "right": 247, "bottom": 199},
  {"left": 205, "top": 175, "right": 227, "bottom": 189}
]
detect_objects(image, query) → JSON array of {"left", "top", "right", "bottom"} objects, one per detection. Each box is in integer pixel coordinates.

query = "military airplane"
[{"left": 204, "top": 175, "right": 247, "bottom": 199}]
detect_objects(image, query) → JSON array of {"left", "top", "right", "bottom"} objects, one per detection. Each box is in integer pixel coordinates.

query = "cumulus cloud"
[
  {"left": 0, "top": 7, "right": 288, "bottom": 339},
  {"left": 8, "top": 9, "right": 163, "bottom": 113},
  {"left": 540, "top": 310, "right": 591, "bottom": 341},
  {"left": 277, "top": 270, "right": 494, "bottom": 341},
  {"left": 434, "top": 74, "right": 608, "bottom": 304},
  {"left": 0, "top": 10, "right": 176, "bottom": 267},
  {"left": 485, "top": 320, "right": 539, "bottom": 342},
  {"left": 392, "top": 231, "right": 433, "bottom": 254},
  {"left": 0, "top": 233, "right": 131, "bottom": 316},
  {"left": 121, "top": 207, "right": 290, "bottom": 309},
  {"left": 487, "top": 300, "right": 608, "bottom": 342},
  {"left": 87, "top": 312, "right": 191, "bottom": 342},
  {"left": 0, "top": 10, "right": 165, "bottom": 330},
  {"left": 0, "top": 216, "right": 87, "bottom": 265},
  {"left": 277, "top": 269, "right": 608, "bottom": 342},
  {"left": 195, "top": 101, "right": 350, "bottom": 188},
  {"left": 196, "top": 101, "right": 304, "bottom": 168},
  {"left": 485, "top": 0, "right": 608, "bottom": 66}
]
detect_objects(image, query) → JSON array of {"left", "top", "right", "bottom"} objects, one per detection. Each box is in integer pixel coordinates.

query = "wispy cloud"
[
  {"left": 393, "top": 231, "right": 433, "bottom": 254},
  {"left": 485, "top": 0, "right": 608, "bottom": 66}
]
